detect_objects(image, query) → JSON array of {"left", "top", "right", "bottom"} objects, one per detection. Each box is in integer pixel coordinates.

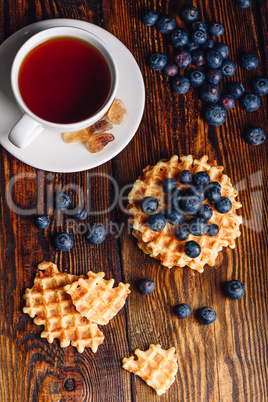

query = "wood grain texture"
[{"left": 0, "top": 0, "right": 267, "bottom": 401}]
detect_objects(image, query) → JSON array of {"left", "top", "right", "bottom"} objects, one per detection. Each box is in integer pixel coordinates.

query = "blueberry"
[
  {"left": 189, "top": 70, "right": 206, "bottom": 87},
  {"left": 235, "top": 0, "right": 252, "bottom": 7},
  {"left": 148, "top": 214, "right": 166, "bottom": 231},
  {"left": 197, "top": 307, "right": 216, "bottom": 324},
  {"left": 172, "top": 76, "right": 190, "bottom": 94},
  {"left": 228, "top": 82, "right": 245, "bottom": 98},
  {"left": 244, "top": 127, "right": 266, "bottom": 145},
  {"left": 87, "top": 224, "right": 106, "bottom": 244},
  {"left": 204, "top": 104, "right": 226, "bottom": 126},
  {"left": 175, "top": 223, "right": 190, "bottom": 241},
  {"left": 241, "top": 94, "right": 260, "bottom": 112},
  {"left": 56, "top": 192, "right": 72, "bottom": 210},
  {"left": 206, "top": 49, "right": 223, "bottom": 69},
  {"left": 164, "top": 63, "right": 179, "bottom": 77},
  {"left": 182, "top": 6, "right": 198, "bottom": 23},
  {"left": 138, "top": 278, "right": 155, "bottom": 295},
  {"left": 207, "top": 69, "right": 222, "bottom": 85},
  {"left": 223, "top": 280, "right": 245, "bottom": 299},
  {"left": 201, "top": 39, "right": 214, "bottom": 50},
  {"left": 221, "top": 60, "right": 237, "bottom": 77},
  {"left": 180, "top": 194, "right": 202, "bottom": 215},
  {"left": 179, "top": 170, "right": 193, "bottom": 184},
  {"left": 140, "top": 196, "right": 159, "bottom": 214},
  {"left": 171, "top": 189, "right": 187, "bottom": 209},
  {"left": 200, "top": 84, "right": 221, "bottom": 103},
  {"left": 209, "top": 22, "right": 224, "bottom": 37},
  {"left": 215, "top": 197, "right": 232, "bottom": 213},
  {"left": 54, "top": 233, "right": 74, "bottom": 251},
  {"left": 171, "top": 28, "right": 189, "bottom": 48},
  {"left": 241, "top": 53, "right": 258, "bottom": 70},
  {"left": 191, "top": 21, "right": 207, "bottom": 32},
  {"left": 184, "top": 240, "right": 201, "bottom": 258},
  {"left": 174, "top": 303, "right": 191, "bottom": 318},
  {"left": 214, "top": 43, "right": 229, "bottom": 59},
  {"left": 162, "top": 178, "right": 177, "bottom": 194},
  {"left": 210, "top": 181, "right": 221, "bottom": 190},
  {"left": 189, "top": 186, "right": 205, "bottom": 201},
  {"left": 187, "top": 42, "right": 199, "bottom": 52},
  {"left": 174, "top": 50, "right": 192, "bottom": 70},
  {"left": 191, "top": 49, "right": 206, "bottom": 66},
  {"left": 35, "top": 216, "right": 50, "bottom": 229},
  {"left": 73, "top": 207, "right": 88, "bottom": 221},
  {"left": 143, "top": 10, "right": 159, "bottom": 26},
  {"left": 219, "top": 94, "right": 236, "bottom": 110},
  {"left": 157, "top": 15, "right": 176, "bottom": 34},
  {"left": 207, "top": 224, "right": 220, "bottom": 236},
  {"left": 150, "top": 52, "right": 167, "bottom": 71},
  {"left": 198, "top": 204, "right": 213, "bottom": 220},
  {"left": 204, "top": 183, "right": 221, "bottom": 203},
  {"left": 165, "top": 208, "right": 185, "bottom": 226},
  {"left": 189, "top": 217, "right": 209, "bottom": 236},
  {"left": 192, "top": 30, "right": 207, "bottom": 45},
  {"left": 253, "top": 78, "right": 268, "bottom": 95}
]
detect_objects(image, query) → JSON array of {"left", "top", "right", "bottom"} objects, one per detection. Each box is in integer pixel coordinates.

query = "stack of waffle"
[{"left": 127, "top": 155, "right": 243, "bottom": 273}]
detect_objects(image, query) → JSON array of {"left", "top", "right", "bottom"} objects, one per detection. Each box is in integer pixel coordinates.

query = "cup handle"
[{"left": 9, "top": 114, "right": 44, "bottom": 149}]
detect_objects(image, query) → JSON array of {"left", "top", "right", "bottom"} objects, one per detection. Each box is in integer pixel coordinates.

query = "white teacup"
[{"left": 9, "top": 26, "right": 118, "bottom": 149}]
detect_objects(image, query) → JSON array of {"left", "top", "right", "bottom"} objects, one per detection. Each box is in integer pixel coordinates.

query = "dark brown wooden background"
[{"left": 0, "top": 0, "right": 267, "bottom": 401}]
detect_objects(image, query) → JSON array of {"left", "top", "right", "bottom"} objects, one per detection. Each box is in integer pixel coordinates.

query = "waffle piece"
[
  {"left": 122, "top": 344, "right": 178, "bottom": 396},
  {"left": 23, "top": 262, "right": 104, "bottom": 353},
  {"left": 127, "top": 155, "right": 243, "bottom": 273},
  {"left": 64, "top": 271, "right": 130, "bottom": 325}
]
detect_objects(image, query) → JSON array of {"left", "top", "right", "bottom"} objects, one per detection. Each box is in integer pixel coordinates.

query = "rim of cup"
[{"left": 10, "top": 26, "right": 119, "bottom": 131}]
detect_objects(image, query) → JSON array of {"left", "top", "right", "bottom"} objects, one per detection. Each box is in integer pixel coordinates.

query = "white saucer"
[{"left": 0, "top": 19, "right": 145, "bottom": 172}]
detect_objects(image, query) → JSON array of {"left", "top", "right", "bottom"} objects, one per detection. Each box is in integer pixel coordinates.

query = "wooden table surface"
[{"left": 0, "top": 0, "right": 267, "bottom": 401}]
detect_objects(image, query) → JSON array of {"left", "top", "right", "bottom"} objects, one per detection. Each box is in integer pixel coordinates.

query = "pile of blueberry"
[
  {"left": 35, "top": 192, "right": 106, "bottom": 251},
  {"left": 138, "top": 277, "right": 245, "bottom": 324},
  {"left": 140, "top": 170, "right": 232, "bottom": 259},
  {"left": 144, "top": 7, "right": 267, "bottom": 145}
]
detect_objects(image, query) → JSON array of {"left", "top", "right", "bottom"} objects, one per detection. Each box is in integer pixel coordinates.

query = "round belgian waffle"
[{"left": 126, "top": 155, "right": 243, "bottom": 273}]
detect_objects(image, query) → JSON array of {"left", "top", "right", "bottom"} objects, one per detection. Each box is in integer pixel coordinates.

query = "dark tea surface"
[{"left": 18, "top": 37, "right": 111, "bottom": 124}]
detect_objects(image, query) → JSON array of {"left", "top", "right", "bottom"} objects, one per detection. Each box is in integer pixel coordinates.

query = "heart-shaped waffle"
[
  {"left": 23, "top": 262, "right": 104, "bottom": 353},
  {"left": 64, "top": 271, "right": 130, "bottom": 325},
  {"left": 122, "top": 344, "right": 178, "bottom": 396},
  {"left": 127, "top": 155, "right": 243, "bottom": 273}
]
